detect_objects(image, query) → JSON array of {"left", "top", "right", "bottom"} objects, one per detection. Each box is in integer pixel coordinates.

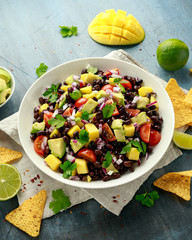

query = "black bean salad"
[{"left": 30, "top": 65, "right": 163, "bottom": 182}]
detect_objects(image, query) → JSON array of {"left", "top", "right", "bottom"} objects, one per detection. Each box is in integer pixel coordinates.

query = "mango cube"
[
  {"left": 80, "top": 86, "right": 92, "bottom": 94},
  {"left": 75, "top": 158, "right": 89, "bottom": 174},
  {"left": 60, "top": 85, "right": 71, "bottom": 92},
  {"left": 68, "top": 125, "right": 81, "bottom": 138},
  {"left": 87, "top": 175, "right": 92, "bottom": 182},
  {"left": 75, "top": 111, "right": 82, "bottom": 117},
  {"left": 85, "top": 123, "right": 99, "bottom": 141},
  {"left": 150, "top": 96, "right": 159, "bottom": 109},
  {"left": 123, "top": 124, "right": 135, "bottom": 137},
  {"left": 126, "top": 148, "right": 140, "bottom": 161},
  {"left": 50, "top": 129, "right": 59, "bottom": 138},
  {"left": 80, "top": 72, "right": 100, "bottom": 84},
  {"left": 83, "top": 92, "right": 96, "bottom": 99},
  {"left": 72, "top": 169, "right": 77, "bottom": 176},
  {"left": 39, "top": 103, "right": 49, "bottom": 113},
  {"left": 138, "top": 87, "right": 153, "bottom": 97},
  {"left": 44, "top": 154, "right": 62, "bottom": 171}
]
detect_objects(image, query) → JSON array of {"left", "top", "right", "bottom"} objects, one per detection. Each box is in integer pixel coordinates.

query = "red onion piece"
[
  {"left": 66, "top": 154, "right": 75, "bottom": 162},
  {"left": 146, "top": 101, "right": 157, "bottom": 107},
  {"left": 73, "top": 139, "right": 78, "bottom": 143},
  {"left": 102, "top": 168, "right": 107, "bottom": 175},
  {"left": 70, "top": 176, "right": 80, "bottom": 181}
]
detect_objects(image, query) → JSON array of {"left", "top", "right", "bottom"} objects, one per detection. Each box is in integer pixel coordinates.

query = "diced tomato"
[
  {"left": 103, "top": 70, "right": 112, "bottom": 78},
  {"left": 63, "top": 107, "right": 73, "bottom": 116},
  {"left": 101, "top": 84, "right": 114, "bottom": 92},
  {"left": 75, "top": 98, "right": 88, "bottom": 108},
  {"left": 102, "top": 123, "right": 116, "bottom": 142},
  {"left": 112, "top": 68, "right": 120, "bottom": 75},
  {"left": 140, "top": 123, "right": 151, "bottom": 143},
  {"left": 120, "top": 79, "right": 132, "bottom": 89},
  {"left": 126, "top": 109, "right": 140, "bottom": 117},
  {"left": 105, "top": 99, "right": 119, "bottom": 116},
  {"left": 149, "top": 129, "right": 161, "bottom": 146},
  {"left": 77, "top": 148, "right": 96, "bottom": 163},
  {"left": 79, "top": 81, "right": 85, "bottom": 88},
  {"left": 34, "top": 135, "right": 47, "bottom": 156},
  {"left": 44, "top": 112, "right": 53, "bottom": 127}
]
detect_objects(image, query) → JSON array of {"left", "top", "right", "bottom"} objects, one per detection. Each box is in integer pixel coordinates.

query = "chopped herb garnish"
[
  {"left": 87, "top": 66, "right": 98, "bottom": 74},
  {"left": 70, "top": 89, "right": 82, "bottom": 100},
  {"left": 135, "top": 190, "right": 159, "bottom": 207},
  {"left": 48, "top": 114, "right": 66, "bottom": 129},
  {"left": 102, "top": 103, "right": 116, "bottom": 118},
  {"left": 78, "top": 130, "right": 89, "bottom": 144},
  {"left": 141, "top": 141, "right": 147, "bottom": 155},
  {"left": 49, "top": 189, "right": 71, "bottom": 214},
  {"left": 113, "top": 78, "right": 122, "bottom": 83},
  {"left": 120, "top": 140, "right": 147, "bottom": 155},
  {"left": 60, "top": 161, "right": 77, "bottom": 179},
  {"left": 36, "top": 63, "right": 48, "bottom": 78},
  {"left": 102, "top": 151, "right": 112, "bottom": 168},
  {"left": 43, "top": 83, "right": 60, "bottom": 103},
  {"left": 59, "top": 26, "right": 78, "bottom": 37},
  {"left": 120, "top": 142, "right": 132, "bottom": 154},
  {"left": 81, "top": 111, "right": 93, "bottom": 121}
]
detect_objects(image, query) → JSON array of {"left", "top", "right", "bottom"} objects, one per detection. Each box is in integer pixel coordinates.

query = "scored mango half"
[{"left": 88, "top": 9, "right": 145, "bottom": 45}]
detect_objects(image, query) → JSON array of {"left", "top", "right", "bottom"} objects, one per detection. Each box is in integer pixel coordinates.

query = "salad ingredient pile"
[
  {"left": 0, "top": 68, "right": 12, "bottom": 105},
  {"left": 30, "top": 65, "right": 163, "bottom": 182}
]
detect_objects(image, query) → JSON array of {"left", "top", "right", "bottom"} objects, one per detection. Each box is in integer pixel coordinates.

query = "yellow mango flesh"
[{"left": 88, "top": 9, "right": 145, "bottom": 45}]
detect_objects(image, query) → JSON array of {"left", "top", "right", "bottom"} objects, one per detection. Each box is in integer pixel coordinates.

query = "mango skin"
[{"left": 88, "top": 9, "right": 145, "bottom": 45}]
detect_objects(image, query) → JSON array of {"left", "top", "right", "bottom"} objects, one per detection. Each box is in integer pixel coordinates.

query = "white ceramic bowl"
[
  {"left": 0, "top": 66, "right": 15, "bottom": 108},
  {"left": 18, "top": 58, "right": 174, "bottom": 189}
]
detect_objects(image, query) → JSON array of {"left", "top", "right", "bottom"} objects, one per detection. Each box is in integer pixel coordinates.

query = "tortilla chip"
[
  {"left": 5, "top": 190, "right": 47, "bottom": 237},
  {"left": 177, "top": 170, "right": 192, "bottom": 177},
  {"left": 165, "top": 78, "right": 186, "bottom": 100},
  {"left": 170, "top": 97, "right": 192, "bottom": 128},
  {"left": 0, "top": 147, "right": 23, "bottom": 164},
  {"left": 153, "top": 172, "right": 191, "bottom": 201}
]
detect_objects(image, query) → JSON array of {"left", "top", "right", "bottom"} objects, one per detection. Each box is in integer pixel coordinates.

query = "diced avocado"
[
  {"left": 44, "top": 154, "right": 62, "bottom": 171},
  {"left": 114, "top": 129, "right": 126, "bottom": 142},
  {"left": 126, "top": 147, "right": 140, "bottom": 161},
  {"left": 81, "top": 98, "right": 98, "bottom": 113},
  {"left": 50, "top": 128, "right": 59, "bottom": 138},
  {"left": 81, "top": 72, "right": 101, "bottom": 84},
  {"left": 75, "top": 117, "right": 84, "bottom": 128},
  {"left": 87, "top": 175, "right": 92, "bottom": 182},
  {"left": 68, "top": 125, "right": 81, "bottom": 138},
  {"left": 123, "top": 124, "right": 135, "bottom": 137},
  {"left": 138, "top": 87, "right": 153, "bottom": 97},
  {"left": 137, "top": 97, "right": 149, "bottom": 109},
  {"left": 39, "top": 103, "right": 49, "bottom": 113},
  {"left": 0, "top": 88, "right": 11, "bottom": 104},
  {"left": 0, "top": 79, "right": 7, "bottom": 92},
  {"left": 112, "top": 92, "right": 124, "bottom": 105},
  {"left": 70, "top": 139, "right": 84, "bottom": 153},
  {"left": 75, "top": 158, "right": 89, "bottom": 174},
  {"left": 111, "top": 119, "right": 123, "bottom": 129},
  {"left": 96, "top": 90, "right": 109, "bottom": 99},
  {"left": 85, "top": 123, "right": 99, "bottom": 141},
  {"left": 70, "top": 89, "right": 82, "bottom": 100},
  {"left": 31, "top": 121, "right": 45, "bottom": 134},
  {"left": 0, "top": 69, "right": 11, "bottom": 83},
  {"left": 48, "top": 138, "right": 66, "bottom": 158},
  {"left": 131, "top": 112, "right": 148, "bottom": 125},
  {"left": 118, "top": 83, "right": 125, "bottom": 93},
  {"left": 80, "top": 86, "right": 92, "bottom": 94},
  {"left": 65, "top": 75, "right": 74, "bottom": 85},
  {"left": 105, "top": 162, "right": 119, "bottom": 173},
  {"left": 59, "top": 92, "right": 68, "bottom": 108}
]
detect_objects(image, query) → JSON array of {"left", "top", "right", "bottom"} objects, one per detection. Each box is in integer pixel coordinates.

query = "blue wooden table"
[{"left": 1, "top": 0, "right": 192, "bottom": 239}]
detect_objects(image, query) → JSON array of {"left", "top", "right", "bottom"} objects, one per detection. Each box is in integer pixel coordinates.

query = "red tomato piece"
[
  {"left": 149, "top": 129, "right": 161, "bottom": 146},
  {"left": 112, "top": 68, "right": 120, "bottom": 75},
  {"left": 105, "top": 99, "right": 119, "bottom": 116},
  {"left": 34, "top": 135, "right": 47, "bottom": 156},
  {"left": 63, "top": 107, "right": 73, "bottom": 116},
  {"left": 75, "top": 98, "right": 88, "bottom": 108},
  {"left": 101, "top": 84, "right": 114, "bottom": 91},
  {"left": 77, "top": 148, "right": 97, "bottom": 163},
  {"left": 126, "top": 109, "right": 140, "bottom": 117},
  {"left": 102, "top": 123, "right": 116, "bottom": 142},
  {"left": 44, "top": 112, "right": 53, "bottom": 127},
  {"left": 120, "top": 79, "right": 132, "bottom": 89},
  {"left": 140, "top": 123, "right": 151, "bottom": 143},
  {"left": 103, "top": 70, "right": 112, "bottom": 78},
  {"left": 79, "top": 81, "right": 85, "bottom": 88}
]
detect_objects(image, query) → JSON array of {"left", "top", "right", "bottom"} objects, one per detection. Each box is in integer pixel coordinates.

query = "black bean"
[
  {"left": 123, "top": 161, "right": 132, "bottom": 168},
  {"left": 81, "top": 69, "right": 88, "bottom": 74},
  {"left": 136, "top": 78, "right": 143, "bottom": 85},
  {"left": 148, "top": 105, "right": 156, "bottom": 110},
  {"left": 63, "top": 127, "right": 70, "bottom": 135},
  {"left": 151, "top": 116, "right": 159, "bottom": 122},
  {"left": 36, "top": 130, "right": 46, "bottom": 136},
  {"left": 119, "top": 106, "right": 126, "bottom": 114},
  {"left": 89, "top": 171, "right": 94, "bottom": 177},
  {"left": 147, "top": 145, "right": 153, "bottom": 153},
  {"left": 57, "top": 82, "right": 62, "bottom": 89},
  {"left": 30, "top": 134, "right": 36, "bottom": 141},
  {"left": 146, "top": 110, "right": 152, "bottom": 117},
  {"left": 96, "top": 111, "right": 103, "bottom": 120},
  {"left": 103, "top": 176, "right": 109, "bottom": 181},
  {"left": 94, "top": 169, "right": 99, "bottom": 175},
  {"left": 39, "top": 97, "right": 45, "bottom": 105},
  {"left": 36, "top": 117, "right": 42, "bottom": 123},
  {"left": 147, "top": 93, "right": 152, "bottom": 99},
  {"left": 133, "top": 85, "right": 141, "bottom": 91},
  {"left": 73, "top": 131, "right": 79, "bottom": 139},
  {"left": 63, "top": 136, "right": 70, "bottom": 144},
  {"left": 124, "top": 119, "right": 132, "bottom": 125},
  {"left": 45, "top": 146, "right": 50, "bottom": 154},
  {"left": 112, "top": 173, "right": 121, "bottom": 179},
  {"left": 129, "top": 103, "right": 137, "bottom": 109},
  {"left": 58, "top": 89, "right": 64, "bottom": 94},
  {"left": 106, "top": 143, "right": 114, "bottom": 150},
  {"left": 34, "top": 107, "right": 39, "bottom": 114},
  {"left": 92, "top": 175, "right": 99, "bottom": 181},
  {"left": 59, "top": 167, "right": 64, "bottom": 173},
  {"left": 95, "top": 149, "right": 103, "bottom": 156},
  {"left": 99, "top": 119, "right": 104, "bottom": 124},
  {"left": 67, "top": 87, "right": 73, "bottom": 93},
  {"left": 76, "top": 83, "right": 80, "bottom": 90},
  {"left": 153, "top": 125, "right": 161, "bottom": 131},
  {"left": 34, "top": 112, "right": 39, "bottom": 119},
  {"left": 151, "top": 110, "right": 159, "bottom": 116},
  {"left": 119, "top": 154, "right": 125, "bottom": 160},
  {"left": 93, "top": 84, "right": 100, "bottom": 91}
]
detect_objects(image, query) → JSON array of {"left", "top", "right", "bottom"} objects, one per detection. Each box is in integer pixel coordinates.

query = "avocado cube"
[
  {"left": 96, "top": 90, "right": 109, "bottom": 99},
  {"left": 67, "top": 125, "right": 81, "bottom": 138},
  {"left": 137, "top": 97, "right": 149, "bottom": 109},
  {"left": 44, "top": 154, "right": 62, "bottom": 171},
  {"left": 126, "top": 147, "right": 140, "bottom": 161},
  {"left": 81, "top": 98, "right": 98, "bottom": 113},
  {"left": 111, "top": 119, "right": 123, "bottom": 129},
  {"left": 81, "top": 72, "right": 101, "bottom": 84},
  {"left": 123, "top": 124, "right": 135, "bottom": 137},
  {"left": 31, "top": 121, "right": 45, "bottom": 134},
  {"left": 39, "top": 103, "right": 49, "bottom": 113},
  {"left": 105, "top": 162, "right": 118, "bottom": 173},
  {"left": 0, "top": 69, "right": 11, "bottom": 83},
  {"left": 80, "top": 86, "right": 92, "bottom": 94},
  {"left": 65, "top": 75, "right": 74, "bottom": 85},
  {"left": 75, "top": 158, "right": 89, "bottom": 174},
  {"left": 131, "top": 112, "right": 148, "bottom": 125},
  {"left": 85, "top": 123, "right": 99, "bottom": 141},
  {"left": 48, "top": 138, "right": 66, "bottom": 158},
  {"left": 0, "top": 79, "right": 7, "bottom": 92},
  {"left": 75, "top": 117, "right": 84, "bottom": 128},
  {"left": 138, "top": 87, "right": 153, "bottom": 97},
  {"left": 0, "top": 88, "right": 11, "bottom": 104},
  {"left": 59, "top": 92, "right": 67, "bottom": 108},
  {"left": 114, "top": 129, "right": 126, "bottom": 142},
  {"left": 60, "top": 85, "right": 71, "bottom": 92},
  {"left": 112, "top": 92, "right": 124, "bottom": 105},
  {"left": 70, "top": 139, "right": 84, "bottom": 153}
]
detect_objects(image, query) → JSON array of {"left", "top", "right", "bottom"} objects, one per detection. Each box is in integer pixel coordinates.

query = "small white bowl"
[{"left": 0, "top": 66, "right": 15, "bottom": 108}]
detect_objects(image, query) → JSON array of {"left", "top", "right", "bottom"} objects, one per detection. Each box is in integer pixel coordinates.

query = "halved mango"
[{"left": 88, "top": 9, "right": 145, "bottom": 45}]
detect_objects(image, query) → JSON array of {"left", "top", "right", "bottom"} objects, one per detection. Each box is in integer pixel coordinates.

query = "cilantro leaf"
[
  {"left": 78, "top": 130, "right": 89, "bottom": 144},
  {"left": 113, "top": 78, "right": 122, "bottom": 83},
  {"left": 49, "top": 189, "right": 71, "bottom": 214},
  {"left": 59, "top": 26, "right": 78, "bottom": 38},
  {"left": 60, "top": 161, "right": 77, "bottom": 179},
  {"left": 87, "top": 66, "right": 98, "bottom": 74},
  {"left": 48, "top": 114, "right": 66, "bottom": 129},
  {"left": 131, "top": 140, "right": 143, "bottom": 152},
  {"left": 142, "top": 195, "right": 154, "bottom": 207},
  {"left": 120, "top": 142, "right": 132, "bottom": 154},
  {"left": 102, "top": 151, "right": 112, "bottom": 168},
  {"left": 102, "top": 103, "right": 116, "bottom": 118},
  {"left": 43, "top": 83, "right": 60, "bottom": 103},
  {"left": 135, "top": 193, "right": 146, "bottom": 202},
  {"left": 70, "top": 89, "right": 82, "bottom": 100},
  {"left": 141, "top": 141, "right": 147, "bottom": 155},
  {"left": 148, "top": 190, "right": 159, "bottom": 201},
  {"left": 135, "top": 190, "right": 159, "bottom": 207},
  {"left": 36, "top": 63, "right": 48, "bottom": 77},
  {"left": 81, "top": 111, "right": 93, "bottom": 121}
]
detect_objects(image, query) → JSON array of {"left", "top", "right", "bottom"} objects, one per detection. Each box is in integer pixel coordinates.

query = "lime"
[
  {"left": 157, "top": 39, "right": 189, "bottom": 71},
  {"left": 173, "top": 130, "right": 192, "bottom": 150},
  {"left": 0, "top": 163, "right": 22, "bottom": 201}
]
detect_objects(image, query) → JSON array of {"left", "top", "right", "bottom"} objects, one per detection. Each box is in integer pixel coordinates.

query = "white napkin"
[{"left": 0, "top": 50, "right": 182, "bottom": 218}]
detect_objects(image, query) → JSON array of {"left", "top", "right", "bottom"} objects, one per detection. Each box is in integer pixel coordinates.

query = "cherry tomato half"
[
  {"left": 102, "top": 123, "right": 116, "bottom": 142},
  {"left": 140, "top": 123, "right": 151, "bottom": 143},
  {"left": 44, "top": 112, "right": 53, "bottom": 128},
  {"left": 63, "top": 107, "right": 73, "bottom": 116},
  {"left": 149, "top": 129, "right": 161, "bottom": 146},
  {"left": 77, "top": 148, "right": 96, "bottom": 163},
  {"left": 101, "top": 84, "right": 114, "bottom": 91},
  {"left": 75, "top": 98, "right": 88, "bottom": 108},
  {"left": 120, "top": 79, "right": 132, "bottom": 89},
  {"left": 34, "top": 135, "right": 47, "bottom": 156},
  {"left": 105, "top": 99, "right": 119, "bottom": 116},
  {"left": 103, "top": 70, "right": 112, "bottom": 78},
  {"left": 126, "top": 109, "right": 140, "bottom": 117}
]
